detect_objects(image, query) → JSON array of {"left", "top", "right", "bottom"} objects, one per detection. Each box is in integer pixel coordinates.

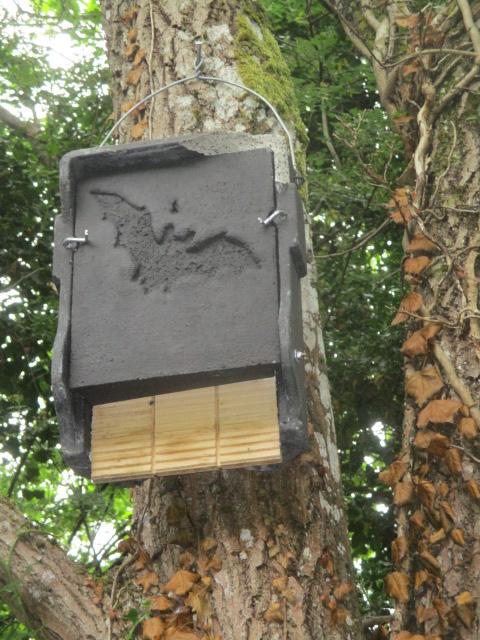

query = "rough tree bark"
[
  {"left": 323, "top": 1, "right": 480, "bottom": 638},
  {"left": 96, "top": 1, "right": 362, "bottom": 639}
]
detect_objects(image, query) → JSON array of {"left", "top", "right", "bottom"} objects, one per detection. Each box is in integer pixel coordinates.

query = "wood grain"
[{"left": 91, "top": 377, "right": 281, "bottom": 482}]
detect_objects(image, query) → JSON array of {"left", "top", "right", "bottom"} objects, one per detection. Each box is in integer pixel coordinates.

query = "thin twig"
[
  {"left": 147, "top": 0, "right": 155, "bottom": 140},
  {"left": 383, "top": 47, "right": 478, "bottom": 68},
  {"left": 451, "top": 445, "right": 480, "bottom": 465},
  {"left": 317, "top": 216, "right": 391, "bottom": 259}
]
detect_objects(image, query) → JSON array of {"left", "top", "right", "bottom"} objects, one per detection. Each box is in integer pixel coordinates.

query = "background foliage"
[{"left": 0, "top": 0, "right": 406, "bottom": 635}]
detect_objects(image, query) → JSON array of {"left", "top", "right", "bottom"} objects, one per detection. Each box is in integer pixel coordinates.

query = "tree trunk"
[
  {"left": 0, "top": 498, "right": 107, "bottom": 640},
  {"left": 324, "top": 1, "right": 480, "bottom": 638},
  {"left": 99, "top": 1, "right": 362, "bottom": 639}
]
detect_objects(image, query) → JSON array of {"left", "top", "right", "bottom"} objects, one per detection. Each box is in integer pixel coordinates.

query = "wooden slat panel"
[
  {"left": 91, "top": 396, "right": 154, "bottom": 482},
  {"left": 154, "top": 386, "right": 216, "bottom": 475},
  {"left": 90, "top": 378, "right": 282, "bottom": 482},
  {"left": 217, "top": 378, "right": 281, "bottom": 467}
]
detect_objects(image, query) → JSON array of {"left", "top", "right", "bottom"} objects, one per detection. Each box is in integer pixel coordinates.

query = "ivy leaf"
[
  {"left": 391, "top": 536, "right": 408, "bottom": 565},
  {"left": 393, "top": 481, "right": 414, "bottom": 506},
  {"left": 403, "top": 256, "right": 431, "bottom": 275},
  {"left": 391, "top": 291, "right": 423, "bottom": 325},
  {"left": 385, "top": 571, "right": 409, "bottom": 603},
  {"left": 405, "top": 366, "right": 443, "bottom": 405},
  {"left": 142, "top": 617, "right": 165, "bottom": 640},
  {"left": 162, "top": 570, "right": 200, "bottom": 596},
  {"left": 458, "top": 417, "right": 478, "bottom": 440},
  {"left": 417, "top": 399, "right": 462, "bottom": 428}
]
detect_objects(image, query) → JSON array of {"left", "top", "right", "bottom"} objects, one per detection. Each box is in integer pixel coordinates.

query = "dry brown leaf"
[
  {"left": 391, "top": 291, "right": 423, "bottom": 325},
  {"left": 451, "top": 528, "right": 465, "bottom": 546},
  {"left": 404, "top": 256, "right": 431, "bottom": 275},
  {"left": 136, "top": 572, "right": 159, "bottom": 593},
  {"left": 142, "top": 616, "right": 165, "bottom": 640},
  {"left": 402, "top": 62, "right": 420, "bottom": 76},
  {"left": 445, "top": 447, "right": 463, "bottom": 475},
  {"left": 414, "top": 569, "right": 429, "bottom": 590},
  {"left": 388, "top": 187, "right": 411, "bottom": 224},
  {"left": 437, "top": 481, "right": 449, "bottom": 497},
  {"left": 121, "top": 7, "right": 137, "bottom": 23},
  {"left": 417, "top": 480, "right": 436, "bottom": 509},
  {"left": 458, "top": 417, "right": 478, "bottom": 440},
  {"left": 439, "top": 500, "right": 455, "bottom": 521},
  {"left": 385, "top": 571, "right": 409, "bottom": 603},
  {"left": 401, "top": 331, "right": 428, "bottom": 357},
  {"left": 426, "top": 433, "right": 450, "bottom": 458},
  {"left": 134, "top": 48, "right": 146, "bottom": 66},
  {"left": 331, "top": 606, "right": 348, "bottom": 625},
  {"left": 127, "top": 66, "right": 143, "bottom": 86},
  {"left": 410, "top": 509, "right": 426, "bottom": 529},
  {"left": 131, "top": 119, "right": 148, "bottom": 140},
  {"left": 395, "top": 14, "right": 420, "bottom": 28},
  {"left": 200, "top": 537, "right": 218, "bottom": 553},
  {"left": 127, "top": 27, "right": 138, "bottom": 42},
  {"left": 416, "top": 605, "right": 436, "bottom": 623},
  {"left": 454, "top": 603, "right": 475, "bottom": 628},
  {"left": 379, "top": 460, "right": 409, "bottom": 486},
  {"left": 456, "top": 591, "right": 473, "bottom": 606},
  {"left": 165, "top": 630, "right": 200, "bottom": 640},
  {"left": 405, "top": 234, "right": 438, "bottom": 254},
  {"left": 417, "top": 399, "right": 462, "bottom": 428},
  {"left": 406, "top": 366, "right": 443, "bottom": 405},
  {"left": 264, "top": 602, "right": 284, "bottom": 623},
  {"left": 179, "top": 551, "right": 195, "bottom": 568},
  {"left": 135, "top": 549, "right": 151, "bottom": 571},
  {"left": 433, "top": 597, "right": 449, "bottom": 621},
  {"left": 393, "top": 114, "right": 415, "bottom": 126},
  {"left": 414, "top": 430, "right": 435, "bottom": 450},
  {"left": 333, "top": 582, "right": 353, "bottom": 601},
  {"left": 124, "top": 41, "right": 139, "bottom": 58},
  {"left": 392, "top": 536, "right": 408, "bottom": 565},
  {"left": 467, "top": 478, "right": 480, "bottom": 501},
  {"left": 272, "top": 576, "right": 288, "bottom": 593},
  {"left": 185, "top": 587, "right": 212, "bottom": 624},
  {"left": 150, "top": 595, "right": 174, "bottom": 612},
  {"left": 418, "top": 550, "right": 440, "bottom": 574},
  {"left": 429, "top": 528, "right": 445, "bottom": 544},
  {"left": 206, "top": 555, "right": 222, "bottom": 572},
  {"left": 420, "top": 324, "right": 442, "bottom": 340},
  {"left": 162, "top": 570, "right": 200, "bottom": 596},
  {"left": 394, "top": 480, "right": 414, "bottom": 506}
]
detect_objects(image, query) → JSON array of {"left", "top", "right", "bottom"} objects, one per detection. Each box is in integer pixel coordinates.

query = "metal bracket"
[
  {"left": 63, "top": 229, "right": 89, "bottom": 251},
  {"left": 259, "top": 210, "right": 287, "bottom": 226}
]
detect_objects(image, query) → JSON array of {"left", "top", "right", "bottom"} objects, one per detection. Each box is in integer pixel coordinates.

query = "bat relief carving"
[{"left": 91, "top": 191, "right": 261, "bottom": 293}]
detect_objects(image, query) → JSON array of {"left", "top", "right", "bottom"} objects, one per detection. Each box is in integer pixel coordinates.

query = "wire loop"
[{"left": 99, "top": 41, "right": 303, "bottom": 185}]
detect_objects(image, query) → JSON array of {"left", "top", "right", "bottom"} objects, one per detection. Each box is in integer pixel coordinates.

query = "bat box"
[{"left": 52, "top": 133, "right": 308, "bottom": 482}]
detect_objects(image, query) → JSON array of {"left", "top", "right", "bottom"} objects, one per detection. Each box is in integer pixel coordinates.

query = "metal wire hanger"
[{"left": 100, "top": 41, "right": 303, "bottom": 186}]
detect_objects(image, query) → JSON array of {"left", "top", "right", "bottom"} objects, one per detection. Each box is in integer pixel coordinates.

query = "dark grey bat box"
[{"left": 52, "top": 134, "right": 308, "bottom": 478}]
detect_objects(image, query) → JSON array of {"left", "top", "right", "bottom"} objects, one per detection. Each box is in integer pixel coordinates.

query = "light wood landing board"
[{"left": 91, "top": 377, "right": 281, "bottom": 482}]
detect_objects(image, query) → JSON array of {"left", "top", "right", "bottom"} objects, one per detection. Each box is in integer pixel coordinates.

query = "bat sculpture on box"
[{"left": 92, "top": 191, "right": 261, "bottom": 293}]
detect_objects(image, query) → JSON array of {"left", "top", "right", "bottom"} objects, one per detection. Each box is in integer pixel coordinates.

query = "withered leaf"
[
  {"left": 401, "top": 330, "right": 428, "bottom": 358},
  {"left": 440, "top": 500, "right": 455, "bottom": 521},
  {"left": 402, "top": 62, "right": 420, "bottom": 76},
  {"left": 467, "top": 478, "right": 480, "bottom": 501},
  {"left": 391, "top": 536, "right": 408, "bottom": 565},
  {"left": 429, "top": 528, "right": 445, "bottom": 544},
  {"left": 165, "top": 630, "right": 200, "bottom": 640},
  {"left": 162, "top": 570, "right": 200, "bottom": 596},
  {"left": 134, "top": 48, "right": 147, "bottom": 66},
  {"left": 124, "top": 41, "right": 139, "bottom": 58},
  {"left": 333, "top": 582, "right": 353, "bottom": 601},
  {"left": 127, "top": 27, "right": 138, "bottom": 42},
  {"left": 394, "top": 480, "right": 414, "bottom": 506},
  {"left": 200, "top": 537, "right": 218, "bottom": 553},
  {"left": 426, "top": 433, "right": 450, "bottom": 458},
  {"left": 385, "top": 571, "right": 409, "bottom": 603},
  {"left": 414, "top": 569, "right": 429, "bottom": 590},
  {"left": 420, "top": 324, "right": 442, "bottom": 341},
  {"left": 135, "top": 549, "right": 151, "bottom": 571},
  {"left": 416, "top": 605, "right": 436, "bottom": 623},
  {"left": 392, "top": 291, "right": 423, "bottom": 326},
  {"left": 414, "top": 430, "right": 435, "bottom": 450},
  {"left": 405, "top": 234, "right": 438, "bottom": 254},
  {"left": 417, "top": 480, "right": 436, "bottom": 508},
  {"left": 410, "top": 509, "right": 426, "bottom": 529},
  {"left": 393, "top": 114, "right": 415, "bottom": 126},
  {"left": 142, "top": 616, "right": 165, "bottom": 640},
  {"left": 433, "top": 597, "right": 449, "bottom": 621},
  {"left": 179, "top": 551, "right": 195, "bottom": 568},
  {"left": 445, "top": 447, "right": 463, "bottom": 475},
  {"left": 450, "top": 528, "right": 465, "bottom": 546},
  {"left": 456, "top": 591, "right": 473, "bottom": 606},
  {"left": 185, "top": 587, "right": 212, "bottom": 624},
  {"left": 458, "top": 417, "right": 478, "bottom": 440},
  {"left": 150, "top": 595, "right": 174, "bottom": 612},
  {"left": 264, "top": 602, "right": 284, "bottom": 623},
  {"left": 121, "top": 7, "right": 138, "bottom": 23},
  {"left": 127, "top": 66, "right": 143, "bottom": 86},
  {"left": 418, "top": 550, "right": 440, "bottom": 574},
  {"left": 131, "top": 119, "right": 148, "bottom": 140},
  {"left": 403, "top": 256, "right": 431, "bottom": 275},
  {"left": 417, "top": 399, "right": 462, "bottom": 428},
  {"left": 206, "top": 555, "right": 222, "bottom": 572},
  {"left": 331, "top": 606, "right": 348, "bottom": 625},
  {"left": 136, "top": 571, "right": 159, "bottom": 593},
  {"left": 405, "top": 366, "right": 443, "bottom": 405},
  {"left": 379, "top": 460, "right": 409, "bottom": 486},
  {"left": 454, "top": 603, "right": 475, "bottom": 628},
  {"left": 388, "top": 187, "right": 411, "bottom": 224},
  {"left": 395, "top": 14, "right": 420, "bottom": 28},
  {"left": 272, "top": 576, "right": 288, "bottom": 593}
]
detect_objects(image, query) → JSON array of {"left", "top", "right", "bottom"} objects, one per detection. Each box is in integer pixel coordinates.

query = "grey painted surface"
[{"left": 52, "top": 133, "right": 307, "bottom": 478}]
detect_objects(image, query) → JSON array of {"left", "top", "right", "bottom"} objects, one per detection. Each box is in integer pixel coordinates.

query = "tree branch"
[
  {"left": 0, "top": 498, "right": 107, "bottom": 640},
  {"left": 0, "top": 105, "right": 52, "bottom": 165}
]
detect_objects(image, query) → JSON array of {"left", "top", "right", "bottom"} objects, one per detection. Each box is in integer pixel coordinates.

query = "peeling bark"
[
  {"left": 0, "top": 498, "right": 107, "bottom": 640},
  {"left": 99, "top": 1, "right": 361, "bottom": 639}
]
